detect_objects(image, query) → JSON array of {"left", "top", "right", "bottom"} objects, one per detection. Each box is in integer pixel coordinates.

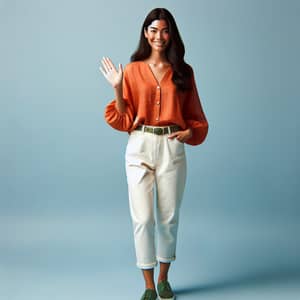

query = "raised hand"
[{"left": 99, "top": 57, "right": 123, "bottom": 88}]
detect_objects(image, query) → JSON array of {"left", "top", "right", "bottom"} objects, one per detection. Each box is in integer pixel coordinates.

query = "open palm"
[{"left": 99, "top": 57, "right": 123, "bottom": 88}]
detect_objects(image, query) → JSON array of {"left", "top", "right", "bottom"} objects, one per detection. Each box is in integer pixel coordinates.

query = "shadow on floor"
[{"left": 173, "top": 268, "right": 300, "bottom": 296}]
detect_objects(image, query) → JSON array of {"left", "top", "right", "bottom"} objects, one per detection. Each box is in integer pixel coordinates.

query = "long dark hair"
[{"left": 130, "top": 8, "right": 192, "bottom": 91}]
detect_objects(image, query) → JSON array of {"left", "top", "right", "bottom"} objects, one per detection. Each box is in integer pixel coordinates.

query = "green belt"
[{"left": 135, "top": 125, "right": 181, "bottom": 135}]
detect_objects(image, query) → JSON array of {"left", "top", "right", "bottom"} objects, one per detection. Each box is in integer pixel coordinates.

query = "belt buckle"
[
  {"left": 145, "top": 127, "right": 152, "bottom": 133},
  {"left": 154, "top": 127, "right": 163, "bottom": 135},
  {"left": 171, "top": 126, "right": 179, "bottom": 133}
]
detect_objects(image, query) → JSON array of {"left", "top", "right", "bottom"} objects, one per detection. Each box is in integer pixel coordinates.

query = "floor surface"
[{"left": 1, "top": 210, "right": 300, "bottom": 299}]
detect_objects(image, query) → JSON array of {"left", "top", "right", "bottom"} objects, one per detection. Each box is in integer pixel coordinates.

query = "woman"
[{"left": 100, "top": 7, "right": 208, "bottom": 300}]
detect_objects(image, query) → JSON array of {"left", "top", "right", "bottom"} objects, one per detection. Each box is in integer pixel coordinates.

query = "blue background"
[{"left": 1, "top": 0, "right": 300, "bottom": 299}]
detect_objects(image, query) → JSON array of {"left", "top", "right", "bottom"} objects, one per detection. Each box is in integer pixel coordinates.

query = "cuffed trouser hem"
[
  {"left": 137, "top": 261, "right": 158, "bottom": 269},
  {"left": 137, "top": 256, "right": 176, "bottom": 269},
  {"left": 157, "top": 256, "right": 176, "bottom": 264}
]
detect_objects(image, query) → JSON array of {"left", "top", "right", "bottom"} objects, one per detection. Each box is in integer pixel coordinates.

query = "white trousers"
[{"left": 125, "top": 127, "right": 187, "bottom": 269}]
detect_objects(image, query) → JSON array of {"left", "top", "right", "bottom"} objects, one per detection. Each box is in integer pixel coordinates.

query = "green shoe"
[
  {"left": 140, "top": 288, "right": 157, "bottom": 300},
  {"left": 157, "top": 280, "right": 175, "bottom": 300}
]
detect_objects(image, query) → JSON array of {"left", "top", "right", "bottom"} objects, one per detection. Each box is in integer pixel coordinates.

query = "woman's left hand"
[{"left": 168, "top": 128, "right": 193, "bottom": 143}]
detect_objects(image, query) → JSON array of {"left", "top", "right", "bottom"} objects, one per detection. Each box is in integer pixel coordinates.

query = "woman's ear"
[{"left": 144, "top": 27, "right": 148, "bottom": 38}]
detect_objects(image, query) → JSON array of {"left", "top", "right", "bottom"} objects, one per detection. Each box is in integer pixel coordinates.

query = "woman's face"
[{"left": 144, "top": 19, "right": 170, "bottom": 53}]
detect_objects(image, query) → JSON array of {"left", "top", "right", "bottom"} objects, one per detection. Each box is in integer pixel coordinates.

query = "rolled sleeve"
[
  {"left": 183, "top": 69, "right": 209, "bottom": 146},
  {"left": 105, "top": 99, "right": 135, "bottom": 131}
]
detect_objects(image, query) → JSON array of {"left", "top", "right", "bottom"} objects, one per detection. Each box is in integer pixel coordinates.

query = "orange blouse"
[{"left": 104, "top": 61, "right": 208, "bottom": 146}]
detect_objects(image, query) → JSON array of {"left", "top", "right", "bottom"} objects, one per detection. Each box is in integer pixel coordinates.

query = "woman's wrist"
[
  {"left": 113, "top": 82, "right": 122, "bottom": 91},
  {"left": 113, "top": 84, "right": 125, "bottom": 113},
  {"left": 186, "top": 128, "right": 193, "bottom": 138}
]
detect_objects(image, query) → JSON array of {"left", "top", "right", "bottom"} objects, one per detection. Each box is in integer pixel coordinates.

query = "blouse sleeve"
[
  {"left": 104, "top": 66, "right": 135, "bottom": 131},
  {"left": 183, "top": 68, "right": 209, "bottom": 146}
]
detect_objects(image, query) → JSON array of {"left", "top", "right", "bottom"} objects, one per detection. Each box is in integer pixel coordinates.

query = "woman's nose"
[{"left": 156, "top": 31, "right": 163, "bottom": 39}]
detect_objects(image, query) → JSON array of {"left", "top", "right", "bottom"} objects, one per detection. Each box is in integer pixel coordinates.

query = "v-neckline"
[{"left": 142, "top": 61, "right": 172, "bottom": 85}]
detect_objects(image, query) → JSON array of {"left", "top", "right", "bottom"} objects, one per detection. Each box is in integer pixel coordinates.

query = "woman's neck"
[{"left": 146, "top": 52, "right": 169, "bottom": 66}]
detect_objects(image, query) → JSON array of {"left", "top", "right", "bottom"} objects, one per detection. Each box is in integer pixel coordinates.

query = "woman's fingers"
[
  {"left": 102, "top": 57, "right": 118, "bottom": 74},
  {"left": 118, "top": 63, "right": 123, "bottom": 74},
  {"left": 168, "top": 132, "right": 178, "bottom": 139},
  {"left": 106, "top": 57, "right": 117, "bottom": 71},
  {"left": 101, "top": 57, "right": 112, "bottom": 73},
  {"left": 99, "top": 57, "right": 123, "bottom": 88},
  {"left": 99, "top": 66, "right": 109, "bottom": 79},
  {"left": 100, "top": 57, "right": 121, "bottom": 77},
  {"left": 168, "top": 129, "right": 191, "bottom": 143}
]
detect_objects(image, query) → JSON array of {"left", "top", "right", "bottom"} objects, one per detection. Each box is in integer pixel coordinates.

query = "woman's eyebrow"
[{"left": 149, "top": 26, "right": 169, "bottom": 30}]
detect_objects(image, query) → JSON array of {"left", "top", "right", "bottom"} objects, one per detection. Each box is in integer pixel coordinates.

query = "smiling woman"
[
  {"left": 143, "top": 20, "right": 171, "bottom": 84},
  {"left": 130, "top": 7, "right": 194, "bottom": 92},
  {"left": 99, "top": 7, "right": 208, "bottom": 300},
  {"left": 144, "top": 20, "right": 170, "bottom": 52}
]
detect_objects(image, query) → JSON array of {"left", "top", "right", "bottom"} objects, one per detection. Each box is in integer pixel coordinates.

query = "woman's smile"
[{"left": 144, "top": 19, "right": 170, "bottom": 51}]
